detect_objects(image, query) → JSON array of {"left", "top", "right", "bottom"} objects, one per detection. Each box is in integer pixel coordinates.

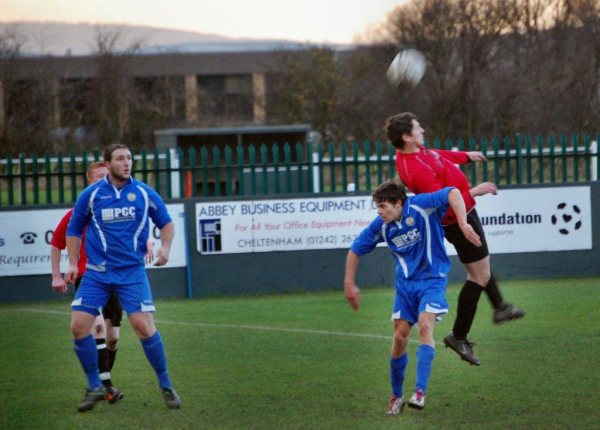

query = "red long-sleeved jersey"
[
  {"left": 51, "top": 208, "right": 87, "bottom": 277},
  {"left": 395, "top": 147, "right": 475, "bottom": 226}
]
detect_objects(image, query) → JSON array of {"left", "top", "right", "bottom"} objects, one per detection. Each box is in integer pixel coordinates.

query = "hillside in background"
[{"left": 0, "top": 21, "right": 308, "bottom": 56}]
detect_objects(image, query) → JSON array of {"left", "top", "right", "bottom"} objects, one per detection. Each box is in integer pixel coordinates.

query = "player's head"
[
  {"left": 103, "top": 143, "right": 131, "bottom": 162},
  {"left": 372, "top": 180, "right": 407, "bottom": 224},
  {"left": 103, "top": 143, "right": 133, "bottom": 182},
  {"left": 385, "top": 112, "right": 424, "bottom": 150},
  {"left": 86, "top": 161, "right": 108, "bottom": 184}
]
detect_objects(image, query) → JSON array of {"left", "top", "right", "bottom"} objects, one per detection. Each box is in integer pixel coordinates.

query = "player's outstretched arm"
[
  {"left": 469, "top": 181, "right": 497, "bottom": 197},
  {"left": 343, "top": 250, "right": 362, "bottom": 311},
  {"left": 466, "top": 151, "right": 487, "bottom": 162},
  {"left": 50, "top": 245, "right": 68, "bottom": 294},
  {"left": 448, "top": 188, "right": 481, "bottom": 247},
  {"left": 154, "top": 222, "right": 174, "bottom": 267},
  {"left": 65, "top": 236, "right": 81, "bottom": 284}
]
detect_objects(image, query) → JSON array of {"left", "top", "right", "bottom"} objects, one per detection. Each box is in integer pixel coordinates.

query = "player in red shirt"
[
  {"left": 386, "top": 112, "right": 525, "bottom": 366},
  {"left": 51, "top": 161, "right": 124, "bottom": 403}
]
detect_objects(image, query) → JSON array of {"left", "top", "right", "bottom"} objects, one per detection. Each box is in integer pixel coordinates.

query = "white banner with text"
[
  {"left": 0, "top": 204, "right": 187, "bottom": 277},
  {"left": 195, "top": 186, "right": 592, "bottom": 255}
]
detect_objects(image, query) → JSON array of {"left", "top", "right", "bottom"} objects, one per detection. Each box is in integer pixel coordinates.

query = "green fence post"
[
  {"left": 504, "top": 137, "right": 512, "bottom": 185},
  {"left": 375, "top": 141, "right": 384, "bottom": 186},
  {"left": 44, "top": 152, "right": 52, "bottom": 204},
  {"left": 178, "top": 148, "right": 186, "bottom": 197},
  {"left": 165, "top": 148, "right": 172, "bottom": 199},
  {"left": 481, "top": 137, "right": 489, "bottom": 182},
  {"left": 549, "top": 135, "right": 556, "bottom": 183},
  {"left": 307, "top": 139, "right": 314, "bottom": 193},
  {"left": 536, "top": 135, "right": 544, "bottom": 183},
  {"left": 6, "top": 153, "right": 14, "bottom": 205},
  {"left": 444, "top": 138, "right": 453, "bottom": 150},
  {"left": 296, "top": 143, "right": 304, "bottom": 192},
  {"left": 328, "top": 142, "right": 336, "bottom": 192},
  {"left": 363, "top": 140, "right": 372, "bottom": 191},
  {"left": 200, "top": 146, "right": 209, "bottom": 197},
  {"left": 139, "top": 148, "right": 148, "bottom": 184},
  {"left": 32, "top": 153, "right": 39, "bottom": 204},
  {"left": 525, "top": 135, "right": 532, "bottom": 184},
  {"left": 236, "top": 144, "right": 244, "bottom": 196},
  {"left": 272, "top": 144, "right": 280, "bottom": 195},
  {"left": 260, "top": 144, "right": 268, "bottom": 195},
  {"left": 283, "top": 143, "right": 292, "bottom": 193},
  {"left": 387, "top": 143, "right": 395, "bottom": 178},
  {"left": 69, "top": 152, "right": 77, "bottom": 203},
  {"left": 583, "top": 134, "right": 591, "bottom": 182},
  {"left": 492, "top": 137, "right": 500, "bottom": 185},
  {"left": 19, "top": 153, "right": 27, "bottom": 205},
  {"left": 316, "top": 143, "right": 324, "bottom": 193},
  {"left": 188, "top": 147, "right": 197, "bottom": 198},
  {"left": 560, "top": 134, "right": 568, "bottom": 182},
  {"left": 57, "top": 152, "right": 64, "bottom": 203},
  {"left": 341, "top": 143, "right": 348, "bottom": 191},
  {"left": 224, "top": 145, "right": 233, "bottom": 196},
  {"left": 515, "top": 134, "right": 523, "bottom": 184},
  {"left": 352, "top": 142, "right": 360, "bottom": 192},
  {"left": 572, "top": 134, "right": 579, "bottom": 182},
  {"left": 248, "top": 144, "right": 256, "bottom": 196},
  {"left": 466, "top": 137, "right": 475, "bottom": 184},
  {"left": 213, "top": 146, "right": 222, "bottom": 197},
  {"left": 153, "top": 148, "right": 161, "bottom": 194}
]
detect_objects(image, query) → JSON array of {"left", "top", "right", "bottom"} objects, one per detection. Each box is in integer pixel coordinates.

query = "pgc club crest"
[
  {"left": 551, "top": 202, "right": 582, "bottom": 235},
  {"left": 404, "top": 216, "right": 415, "bottom": 226}
]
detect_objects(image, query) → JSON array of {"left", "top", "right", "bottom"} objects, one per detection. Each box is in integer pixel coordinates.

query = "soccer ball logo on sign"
[{"left": 551, "top": 202, "right": 582, "bottom": 235}]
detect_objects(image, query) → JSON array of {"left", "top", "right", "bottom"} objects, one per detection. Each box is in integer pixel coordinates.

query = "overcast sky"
[{"left": 1, "top": 0, "right": 404, "bottom": 43}]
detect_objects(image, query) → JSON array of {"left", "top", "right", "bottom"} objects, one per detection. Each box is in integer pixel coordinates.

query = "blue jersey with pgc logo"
[
  {"left": 351, "top": 187, "right": 455, "bottom": 281},
  {"left": 67, "top": 176, "right": 172, "bottom": 273}
]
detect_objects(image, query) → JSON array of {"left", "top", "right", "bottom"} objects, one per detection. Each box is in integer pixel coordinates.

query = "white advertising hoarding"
[
  {"left": 195, "top": 186, "right": 592, "bottom": 255},
  {"left": 461, "top": 186, "right": 592, "bottom": 254},
  {"left": 195, "top": 196, "right": 377, "bottom": 254},
  {"left": 0, "top": 204, "right": 187, "bottom": 277}
]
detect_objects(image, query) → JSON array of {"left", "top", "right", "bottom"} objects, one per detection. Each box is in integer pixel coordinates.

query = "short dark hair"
[
  {"left": 103, "top": 143, "right": 131, "bottom": 162},
  {"left": 372, "top": 179, "right": 408, "bottom": 205},
  {"left": 384, "top": 112, "right": 417, "bottom": 150}
]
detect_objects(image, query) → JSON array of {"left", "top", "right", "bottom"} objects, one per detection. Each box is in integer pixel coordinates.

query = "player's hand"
[
  {"left": 145, "top": 239, "right": 155, "bottom": 265},
  {"left": 154, "top": 246, "right": 170, "bottom": 266},
  {"left": 470, "top": 181, "right": 497, "bottom": 197},
  {"left": 52, "top": 275, "right": 68, "bottom": 294},
  {"left": 64, "top": 264, "right": 79, "bottom": 285},
  {"left": 459, "top": 223, "right": 482, "bottom": 247},
  {"left": 344, "top": 283, "right": 362, "bottom": 311},
  {"left": 466, "top": 151, "right": 487, "bottom": 162}
]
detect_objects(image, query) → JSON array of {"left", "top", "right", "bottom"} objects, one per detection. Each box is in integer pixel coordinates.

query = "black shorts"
[
  {"left": 74, "top": 277, "right": 123, "bottom": 327},
  {"left": 443, "top": 209, "right": 489, "bottom": 264}
]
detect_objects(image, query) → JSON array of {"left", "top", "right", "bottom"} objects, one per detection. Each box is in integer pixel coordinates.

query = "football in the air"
[{"left": 386, "top": 49, "right": 426, "bottom": 88}]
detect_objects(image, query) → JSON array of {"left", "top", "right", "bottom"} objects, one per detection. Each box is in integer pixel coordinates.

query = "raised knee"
[{"left": 106, "top": 338, "right": 119, "bottom": 350}]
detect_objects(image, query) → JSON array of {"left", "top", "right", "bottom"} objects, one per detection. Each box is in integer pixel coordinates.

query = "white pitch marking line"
[{"left": 15, "top": 307, "right": 436, "bottom": 344}]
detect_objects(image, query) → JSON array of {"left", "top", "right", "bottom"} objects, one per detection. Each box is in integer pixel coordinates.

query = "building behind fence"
[{"left": 0, "top": 133, "right": 598, "bottom": 207}]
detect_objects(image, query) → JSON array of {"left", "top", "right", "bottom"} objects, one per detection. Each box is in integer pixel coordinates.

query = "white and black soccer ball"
[
  {"left": 386, "top": 48, "right": 426, "bottom": 88},
  {"left": 551, "top": 202, "right": 582, "bottom": 235}
]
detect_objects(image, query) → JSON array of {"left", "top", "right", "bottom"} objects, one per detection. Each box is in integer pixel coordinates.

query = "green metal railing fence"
[{"left": 0, "top": 133, "right": 598, "bottom": 207}]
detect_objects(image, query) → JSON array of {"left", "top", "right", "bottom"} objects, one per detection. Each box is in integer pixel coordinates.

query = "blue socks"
[
  {"left": 74, "top": 334, "right": 102, "bottom": 389},
  {"left": 141, "top": 331, "right": 173, "bottom": 389},
  {"left": 390, "top": 353, "right": 408, "bottom": 397},
  {"left": 415, "top": 344, "right": 436, "bottom": 394}
]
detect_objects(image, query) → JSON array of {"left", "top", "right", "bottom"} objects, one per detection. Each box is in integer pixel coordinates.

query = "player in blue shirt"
[
  {"left": 65, "top": 143, "right": 181, "bottom": 412},
  {"left": 343, "top": 179, "right": 481, "bottom": 414}
]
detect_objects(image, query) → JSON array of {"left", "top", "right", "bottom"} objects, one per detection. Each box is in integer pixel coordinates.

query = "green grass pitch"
[{"left": 1, "top": 277, "right": 599, "bottom": 429}]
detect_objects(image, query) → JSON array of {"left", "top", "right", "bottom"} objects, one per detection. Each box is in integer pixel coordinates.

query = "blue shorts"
[
  {"left": 71, "top": 266, "right": 155, "bottom": 317},
  {"left": 391, "top": 277, "right": 449, "bottom": 325}
]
